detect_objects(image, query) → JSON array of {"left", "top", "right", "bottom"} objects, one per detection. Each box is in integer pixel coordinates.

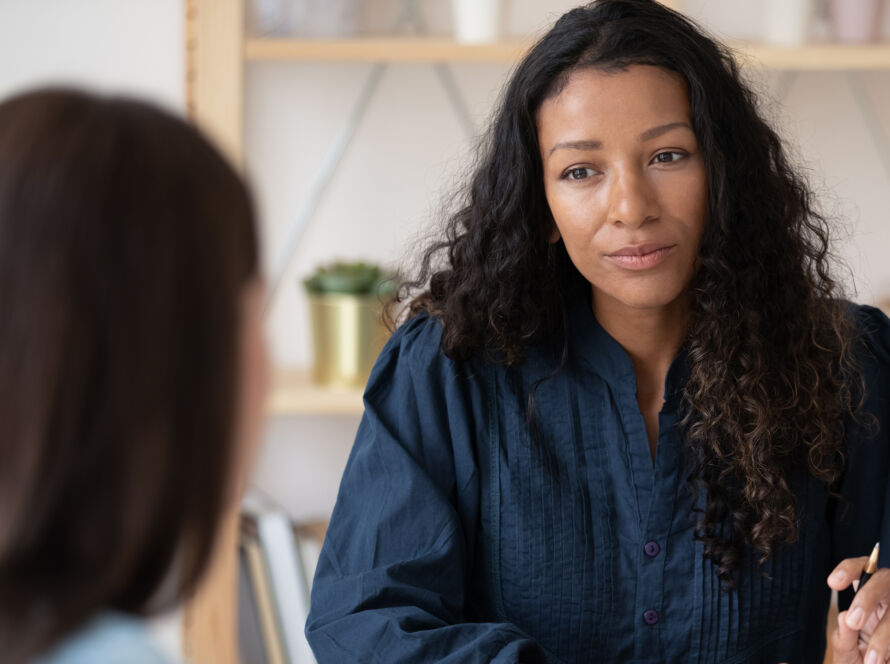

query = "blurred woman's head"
[
  {"left": 404, "top": 0, "right": 859, "bottom": 589},
  {"left": 0, "top": 87, "right": 266, "bottom": 659}
]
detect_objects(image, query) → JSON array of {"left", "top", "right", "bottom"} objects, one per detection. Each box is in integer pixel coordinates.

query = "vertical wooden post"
[
  {"left": 182, "top": 506, "right": 240, "bottom": 664},
  {"left": 185, "top": 0, "right": 244, "bottom": 165},
  {"left": 182, "top": 1, "right": 244, "bottom": 663}
]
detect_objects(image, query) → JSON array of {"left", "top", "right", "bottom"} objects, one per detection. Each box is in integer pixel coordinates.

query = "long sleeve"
[
  {"left": 832, "top": 304, "right": 890, "bottom": 608},
  {"left": 305, "top": 315, "right": 547, "bottom": 664}
]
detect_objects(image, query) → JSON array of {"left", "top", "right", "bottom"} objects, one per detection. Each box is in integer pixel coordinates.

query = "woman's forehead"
[{"left": 537, "top": 65, "right": 692, "bottom": 146}]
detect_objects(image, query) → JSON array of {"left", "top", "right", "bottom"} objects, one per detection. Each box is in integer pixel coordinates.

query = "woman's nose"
[{"left": 608, "top": 167, "right": 659, "bottom": 228}]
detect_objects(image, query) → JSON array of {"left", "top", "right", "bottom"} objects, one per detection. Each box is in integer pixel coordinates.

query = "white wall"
[{"left": 0, "top": 0, "right": 184, "bottom": 111}]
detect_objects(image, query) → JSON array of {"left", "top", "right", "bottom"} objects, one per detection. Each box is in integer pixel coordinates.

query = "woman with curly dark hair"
[{"left": 306, "top": 2, "right": 890, "bottom": 662}]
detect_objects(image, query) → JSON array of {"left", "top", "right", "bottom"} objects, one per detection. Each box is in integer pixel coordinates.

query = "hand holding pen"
[{"left": 829, "top": 543, "right": 886, "bottom": 664}]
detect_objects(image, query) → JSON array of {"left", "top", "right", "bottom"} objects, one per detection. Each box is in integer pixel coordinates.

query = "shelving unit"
[
  {"left": 245, "top": 36, "right": 531, "bottom": 63},
  {"left": 245, "top": 37, "right": 890, "bottom": 70},
  {"left": 733, "top": 42, "right": 890, "bottom": 69},
  {"left": 184, "top": 1, "right": 887, "bottom": 661},
  {"left": 269, "top": 369, "right": 364, "bottom": 416}
]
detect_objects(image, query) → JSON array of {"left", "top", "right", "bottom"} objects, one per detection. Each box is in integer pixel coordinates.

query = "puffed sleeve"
[
  {"left": 304, "top": 314, "right": 546, "bottom": 663},
  {"left": 832, "top": 304, "right": 890, "bottom": 607}
]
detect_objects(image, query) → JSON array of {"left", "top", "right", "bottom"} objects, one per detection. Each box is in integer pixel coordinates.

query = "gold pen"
[{"left": 857, "top": 542, "right": 880, "bottom": 593}]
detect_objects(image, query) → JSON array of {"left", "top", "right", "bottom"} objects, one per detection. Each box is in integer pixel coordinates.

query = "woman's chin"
[{"left": 594, "top": 283, "right": 690, "bottom": 313}]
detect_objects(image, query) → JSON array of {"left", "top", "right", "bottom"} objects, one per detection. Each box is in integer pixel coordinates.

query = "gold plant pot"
[{"left": 308, "top": 293, "right": 389, "bottom": 388}]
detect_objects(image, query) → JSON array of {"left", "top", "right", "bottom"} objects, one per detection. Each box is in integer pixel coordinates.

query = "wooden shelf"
[
  {"left": 734, "top": 41, "right": 890, "bottom": 70},
  {"left": 268, "top": 368, "right": 364, "bottom": 415},
  {"left": 245, "top": 37, "right": 530, "bottom": 63},
  {"left": 245, "top": 37, "right": 890, "bottom": 70}
]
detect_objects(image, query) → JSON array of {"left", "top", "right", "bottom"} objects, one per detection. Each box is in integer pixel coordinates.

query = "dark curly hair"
[{"left": 397, "top": 0, "right": 865, "bottom": 588}]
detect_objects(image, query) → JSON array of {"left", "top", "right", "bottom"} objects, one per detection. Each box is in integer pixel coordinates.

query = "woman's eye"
[
  {"left": 652, "top": 151, "right": 685, "bottom": 164},
  {"left": 564, "top": 167, "right": 596, "bottom": 180}
]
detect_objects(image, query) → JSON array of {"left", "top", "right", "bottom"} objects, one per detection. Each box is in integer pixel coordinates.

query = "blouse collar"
[{"left": 565, "top": 278, "right": 689, "bottom": 410}]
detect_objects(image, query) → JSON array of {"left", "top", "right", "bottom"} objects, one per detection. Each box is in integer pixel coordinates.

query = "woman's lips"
[{"left": 606, "top": 244, "right": 677, "bottom": 270}]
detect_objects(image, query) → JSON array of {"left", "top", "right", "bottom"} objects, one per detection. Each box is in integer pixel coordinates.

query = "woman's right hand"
[
  {"left": 832, "top": 608, "right": 885, "bottom": 664},
  {"left": 829, "top": 555, "right": 890, "bottom": 664},
  {"left": 833, "top": 609, "right": 866, "bottom": 663}
]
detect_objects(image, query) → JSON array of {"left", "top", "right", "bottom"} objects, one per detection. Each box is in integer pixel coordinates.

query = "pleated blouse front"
[{"left": 306, "top": 291, "right": 890, "bottom": 664}]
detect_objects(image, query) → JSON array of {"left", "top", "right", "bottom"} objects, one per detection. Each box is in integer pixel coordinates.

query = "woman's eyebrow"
[
  {"left": 548, "top": 139, "right": 602, "bottom": 156},
  {"left": 640, "top": 121, "right": 693, "bottom": 141},
  {"left": 548, "top": 121, "right": 693, "bottom": 156}
]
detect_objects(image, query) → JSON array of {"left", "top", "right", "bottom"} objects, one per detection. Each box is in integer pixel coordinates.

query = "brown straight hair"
[{"left": 0, "top": 88, "right": 258, "bottom": 661}]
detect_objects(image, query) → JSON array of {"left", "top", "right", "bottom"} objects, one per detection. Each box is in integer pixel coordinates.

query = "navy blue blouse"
[{"left": 306, "top": 289, "right": 890, "bottom": 663}]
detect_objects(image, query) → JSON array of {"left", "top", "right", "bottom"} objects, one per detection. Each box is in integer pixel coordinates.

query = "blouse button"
[
  {"left": 643, "top": 609, "right": 660, "bottom": 625},
  {"left": 644, "top": 541, "right": 661, "bottom": 557}
]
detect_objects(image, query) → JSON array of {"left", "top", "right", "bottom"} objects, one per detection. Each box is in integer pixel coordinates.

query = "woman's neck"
[{"left": 592, "top": 289, "right": 689, "bottom": 398}]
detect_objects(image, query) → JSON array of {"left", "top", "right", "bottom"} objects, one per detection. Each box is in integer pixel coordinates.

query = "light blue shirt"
[{"left": 35, "top": 612, "right": 175, "bottom": 664}]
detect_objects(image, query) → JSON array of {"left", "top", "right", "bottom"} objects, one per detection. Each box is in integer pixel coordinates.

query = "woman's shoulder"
[
  {"left": 847, "top": 301, "right": 890, "bottom": 366},
  {"left": 844, "top": 302, "right": 890, "bottom": 432},
  {"left": 35, "top": 612, "right": 175, "bottom": 664},
  {"left": 364, "top": 310, "right": 493, "bottom": 409},
  {"left": 371, "top": 310, "right": 465, "bottom": 380},
  {"left": 386, "top": 310, "right": 447, "bottom": 360}
]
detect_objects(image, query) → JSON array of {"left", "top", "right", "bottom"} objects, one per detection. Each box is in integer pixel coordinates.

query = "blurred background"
[{"left": 1, "top": 1, "right": 888, "bottom": 661}]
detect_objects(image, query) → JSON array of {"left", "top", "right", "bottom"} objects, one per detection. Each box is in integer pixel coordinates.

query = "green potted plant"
[{"left": 302, "top": 260, "right": 398, "bottom": 387}]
